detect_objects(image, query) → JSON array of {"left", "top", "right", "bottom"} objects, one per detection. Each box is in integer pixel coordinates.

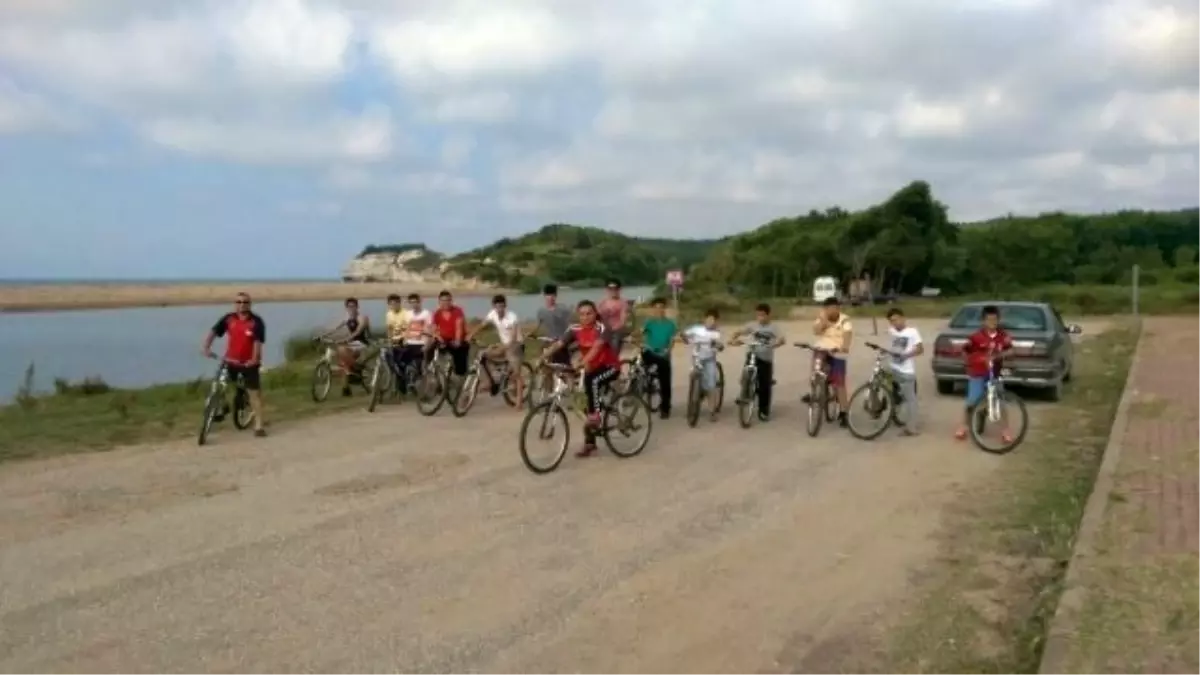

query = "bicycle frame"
[{"left": 982, "top": 354, "right": 1007, "bottom": 422}]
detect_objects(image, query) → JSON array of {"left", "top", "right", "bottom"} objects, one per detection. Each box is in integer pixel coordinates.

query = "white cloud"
[
  {"left": 0, "top": 0, "right": 1195, "bottom": 242},
  {"left": 0, "top": 77, "right": 75, "bottom": 134},
  {"left": 141, "top": 105, "right": 396, "bottom": 165}
]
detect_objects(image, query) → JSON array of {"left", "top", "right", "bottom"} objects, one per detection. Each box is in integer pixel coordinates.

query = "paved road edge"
[{"left": 1038, "top": 319, "right": 1145, "bottom": 674}]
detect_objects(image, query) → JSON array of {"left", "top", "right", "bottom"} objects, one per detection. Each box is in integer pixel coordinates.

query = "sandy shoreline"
[{"left": 0, "top": 282, "right": 505, "bottom": 313}]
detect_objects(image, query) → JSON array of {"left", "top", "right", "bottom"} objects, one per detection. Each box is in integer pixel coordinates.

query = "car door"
[{"left": 1049, "top": 306, "right": 1072, "bottom": 369}]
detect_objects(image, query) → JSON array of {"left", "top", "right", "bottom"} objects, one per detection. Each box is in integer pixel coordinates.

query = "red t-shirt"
[
  {"left": 433, "top": 305, "right": 466, "bottom": 341},
  {"left": 963, "top": 328, "right": 1012, "bottom": 377},
  {"left": 562, "top": 323, "right": 620, "bottom": 371},
  {"left": 212, "top": 312, "right": 266, "bottom": 364}
]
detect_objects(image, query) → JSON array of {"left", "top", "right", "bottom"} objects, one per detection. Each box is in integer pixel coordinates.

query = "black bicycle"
[
  {"left": 620, "top": 349, "right": 664, "bottom": 413},
  {"left": 794, "top": 342, "right": 841, "bottom": 437},
  {"left": 197, "top": 357, "right": 254, "bottom": 446},
  {"left": 415, "top": 339, "right": 454, "bottom": 417},
  {"left": 451, "top": 340, "right": 535, "bottom": 417},
  {"left": 845, "top": 342, "right": 911, "bottom": 440},
  {"left": 367, "top": 340, "right": 426, "bottom": 413}
]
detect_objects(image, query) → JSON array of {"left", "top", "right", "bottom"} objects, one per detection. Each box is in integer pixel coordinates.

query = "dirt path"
[{"left": 0, "top": 319, "right": 1097, "bottom": 673}]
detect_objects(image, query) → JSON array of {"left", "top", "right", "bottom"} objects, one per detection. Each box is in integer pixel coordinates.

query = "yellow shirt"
[
  {"left": 814, "top": 313, "right": 852, "bottom": 357},
  {"left": 385, "top": 308, "right": 412, "bottom": 343}
]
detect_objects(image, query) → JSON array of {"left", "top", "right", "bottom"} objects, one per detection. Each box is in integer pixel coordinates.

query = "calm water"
[{"left": 0, "top": 286, "right": 653, "bottom": 402}]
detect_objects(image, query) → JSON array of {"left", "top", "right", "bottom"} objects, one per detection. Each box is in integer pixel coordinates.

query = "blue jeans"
[
  {"left": 965, "top": 376, "right": 989, "bottom": 407},
  {"left": 699, "top": 358, "right": 719, "bottom": 392}
]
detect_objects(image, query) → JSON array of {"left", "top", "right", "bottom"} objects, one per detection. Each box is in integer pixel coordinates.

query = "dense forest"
[
  {"left": 446, "top": 224, "right": 721, "bottom": 291},
  {"left": 688, "top": 181, "right": 1199, "bottom": 297}
]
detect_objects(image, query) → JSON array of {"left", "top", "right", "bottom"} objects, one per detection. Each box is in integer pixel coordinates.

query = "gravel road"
[{"left": 0, "top": 318, "right": 1086, "bottom": 673}]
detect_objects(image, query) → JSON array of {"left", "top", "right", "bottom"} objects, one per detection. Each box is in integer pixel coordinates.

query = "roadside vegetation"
[
  {"left": 827, "top": 323, "right": 1140, "bottom": 673},
  {"left": 0, "top": 318, "right": 548, "bottom": 464}
]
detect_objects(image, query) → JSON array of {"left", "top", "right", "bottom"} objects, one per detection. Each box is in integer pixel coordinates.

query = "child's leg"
[{"left": 959, "top": 376, "right": 986, "bottom": 436}]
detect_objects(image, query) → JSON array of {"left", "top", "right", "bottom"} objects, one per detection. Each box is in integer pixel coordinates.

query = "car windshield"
[{"left": 949, "top": 305, "right": 1047, "bottom": 331}]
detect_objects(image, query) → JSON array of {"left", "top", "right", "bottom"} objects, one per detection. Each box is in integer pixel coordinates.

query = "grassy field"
[
  {"left": 0, "top": 321, "right": 555, "bottom": 464},
  {"left": 824, "top": 322, "right": 1140, "bottom": 673}
]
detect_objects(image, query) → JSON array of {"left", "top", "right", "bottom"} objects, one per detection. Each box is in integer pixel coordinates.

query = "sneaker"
[
  {"left": 758, "top": 411, "right": 770, "bottom": 422},
  {"left": 954, "top": 427, "right": 968, "bottom": 440},
  {"left": 489, "top": 382, "right": 501, "bottom": 397},
  {"left": 838, "top": 412, "right": 848, "bottom": 428},
  {"left": 659, "top": 409, "right": 671, "bottom": 420},
  {"left": 800, "top": 394, "right": 812, "bottom": 404},
  {"left": 900, "top": 428, "right": 919, "bottom": 437},
  {"left": 341, "top": 386, "right": 352, "bottom": 397},
  {"left": 1001, "top": 431, "right": 1014, "bottom": 445},
  {"left": 254, "top": 428, "right": 268, "bottom": 438},
  {"left": 575, "top": 443, "right": 598, "bottom": 458}
]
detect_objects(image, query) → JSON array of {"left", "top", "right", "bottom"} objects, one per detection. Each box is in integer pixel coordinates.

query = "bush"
[
  {"left": 284, "top": 330, "right": 324, "bottom": 362},
  {"left": 1173, "top": 266, "right": 1199, "bottom": 285},
  {"left": 52, "top": 375, "right": 112, "bottom": 397}
]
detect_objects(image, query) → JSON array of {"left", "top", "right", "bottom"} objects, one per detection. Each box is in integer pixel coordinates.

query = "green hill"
[
  {"left": 445, "top": 224, "right": 722, "bottom": 292},
  {"left": 688, "top": 180, "right": 1199, "bottom": 297}
]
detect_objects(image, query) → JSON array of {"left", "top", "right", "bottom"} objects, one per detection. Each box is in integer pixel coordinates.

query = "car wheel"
[
  {"left": 936, "top": 379, "right": 955, "bottom": 396},
  {"left": 1062, "top": 360, "right": 1073, "bottom": 383},
  {"left": 1045, "top": 379, "right": 1064, "bottom": 402}
]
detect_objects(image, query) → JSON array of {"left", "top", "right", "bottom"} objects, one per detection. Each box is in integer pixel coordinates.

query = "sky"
[{"left": 0, "top": 0, "right": 1196, "bottom": 280}]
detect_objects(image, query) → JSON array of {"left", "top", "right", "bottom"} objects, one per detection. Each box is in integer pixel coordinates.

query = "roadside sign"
[{"left": 666, "top": 269, "right": 684, "bottom": 287}]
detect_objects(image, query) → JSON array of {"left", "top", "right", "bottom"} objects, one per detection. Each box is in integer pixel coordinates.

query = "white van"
[{"left": 812, "top": 276, "right": 839, "bottom": 304}]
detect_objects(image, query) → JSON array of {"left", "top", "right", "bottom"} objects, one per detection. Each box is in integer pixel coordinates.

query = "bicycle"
[
  {"left": 367, "top": 339, "right": 412, "bottom": 413},
  {"left": 845, "top": 342, "right": 911, "bottom": 440},
  {"left": 450, "top": 339, "right": 535, "bottom": 417},
  {"left": 620, "top": 346, "right": 664, "bottom": 413},
  {"left": 197, "top": 357, "right": 255, "bottom": 446},
  {"left": 730, "top": 335, "right": 781, "bottom": 429},
  {"left": 684, "top": 343, "right": 726, "bottom": 427},
  {"left": 413, "top": 338, "right": 455, "bottom": 417},
  {"left": 793, "top": 342, "right": 841, "bottom": 437},
  {"left": 518, "top": 362, "right": 653, "bottom": 474},
  {"left": 310, "top": 336, "right": 379, "bottom": 402},
  {"left": 968, "top": 352, "right": 1029, "bottom": 454}
]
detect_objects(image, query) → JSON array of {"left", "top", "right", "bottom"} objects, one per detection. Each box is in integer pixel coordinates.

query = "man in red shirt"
[
  {"left": 540, "top": 299, "right": 621, "bottom": 457},
  {"left": 957, "top": 304, "right": 1013, "bottom": 442},
  {"left": 201, "top": 292, "right": 267, "bottom": 436},
  {"left": 432, "top": 290, "right": 469, "bottom": 378}
]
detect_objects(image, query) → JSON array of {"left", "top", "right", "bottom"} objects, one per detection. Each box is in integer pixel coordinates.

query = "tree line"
[{"left": 687, "top": 181, "right": 1199, "bottom": 297}]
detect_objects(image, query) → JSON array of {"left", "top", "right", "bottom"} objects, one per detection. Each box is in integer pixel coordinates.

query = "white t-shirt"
[
  {"left": 684, "top": 324, "right": 722, "bottom": 360},
  {"left": 888, "top": 326, "right": 923, "bottom": 376},
  {"left": 405, "top": 309, "right": 433, "bottom": 346},
  {"left": 486, "top": 309, "right": 521, "bottom": 346}
]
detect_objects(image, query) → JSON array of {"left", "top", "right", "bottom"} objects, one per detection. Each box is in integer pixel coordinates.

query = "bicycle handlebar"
[{"left": 793, "top": 342, "right": 838, "bottom": 354}]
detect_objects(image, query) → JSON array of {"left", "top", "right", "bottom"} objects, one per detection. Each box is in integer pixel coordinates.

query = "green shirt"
[{"left": 642, "top": 317, "right": 677, "bottom": 354}]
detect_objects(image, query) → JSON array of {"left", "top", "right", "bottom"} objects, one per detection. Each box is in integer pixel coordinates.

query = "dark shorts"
[
  {"left": 547, "top": 346, "right": 572, "bottom": 366},
  {"left": 227, "top": 364, "right": 262, "bottom": 390},
  {"left": 821, "top": 355, "right": 847, "bottom": 386}
]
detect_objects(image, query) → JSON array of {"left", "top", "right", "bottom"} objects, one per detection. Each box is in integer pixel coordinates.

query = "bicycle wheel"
[
  {"left": 311, "top": 361, "right": 332, "bottom": 402},
  {"left": 845, "top": 382, "right": 893, "bottom": 441},
  {"left": 355, "top": 352, "right": 379, "bottom": 395},
  {"left": 197, "top": 389, "right": 220, "bottom": 446},
  {"left": 805, "top": 378, "right": 825, "bottom": 437},
  {"left": 686, "top": 372, "right": 702, "bottom": 427},
  {"left": 969, "top": 391, "right": 1029, "bottom": 455},
  {"left": 737, "top": 370, "right": 757, "bottom": 429},
  {"left": 416, "top": 368, "right": 447, "bottom": 417},
  {"left": 824, "top": 382, "right": 841, "bottom": 423},
  {"left": 232, "top": 388, "right": 254, "bottom": 430},
  {"left": 714, "top": 362, "right": 726, "bottom": 414},
  {"left": 503, "top": 362, "right": 535, "bottom": 408},
  {"left": 519, "top": 402, "right": 570, "bottom": 474},
  {"left": 602, "top": 392, "right": 652, "bottom": 458},
  {"left": 451, "top": 369, "right": 482, "bottom": 417},
  {"left": 366, "top": 357, "right": 390, "bottom": 413}
]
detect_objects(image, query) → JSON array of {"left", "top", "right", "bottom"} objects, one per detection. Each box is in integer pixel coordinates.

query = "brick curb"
[{"left": 1038, "top": 320, "right": 1145, "bottom": 674}]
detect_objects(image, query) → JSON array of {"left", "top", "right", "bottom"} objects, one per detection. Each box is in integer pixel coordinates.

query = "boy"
[
  {"left": 731, "top": 303, "right": 786, "bottom": 421},
  {"left": 957, "top": 304, "right": 1014, "bottom": 442},
  {"left": 598, "top": 278, "right": 630, "bottom": 350},
  {"left": 639, "top": 297, "right": 677, "bottom": 419},
  {"left": 384, "top": 293, "right": 411, "bottom": 392},
  {"left": 804, "top": 297, "right": 852, "bottom": 427},
  {"left": 885, "top": 308, "right": 923, "bottom": 436},
  {"left": 466, "top": 294, "right": 525, "bottom": 408},
  {"left": 681, "top": 308, "right": 724, "bottom": 421}
]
